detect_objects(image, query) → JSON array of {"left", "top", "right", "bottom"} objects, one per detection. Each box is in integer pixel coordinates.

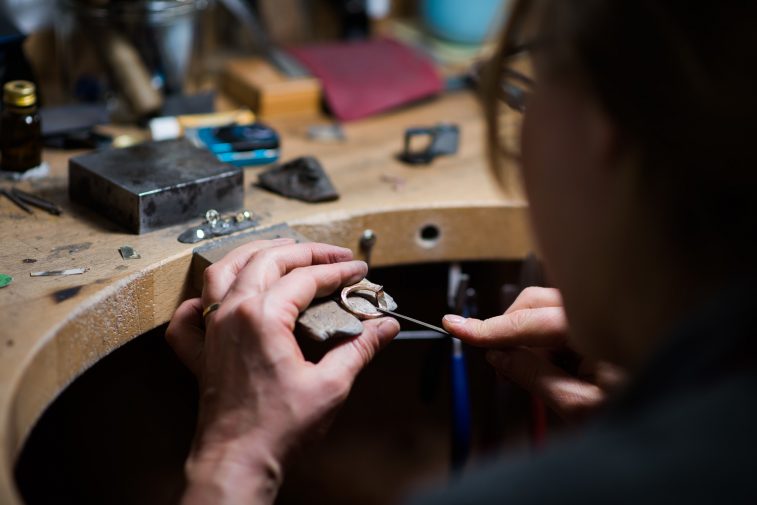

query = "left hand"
[
  {"left": 444, "top": 287, "right": 625, "bottom": 422},
  {"left": 165, "top": 239, "right": 400, "bottom": 504}
]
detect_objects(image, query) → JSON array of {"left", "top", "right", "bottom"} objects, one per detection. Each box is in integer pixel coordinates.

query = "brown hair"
[{"left": 483, "top": 0, "right": 757, "bottom": 265}]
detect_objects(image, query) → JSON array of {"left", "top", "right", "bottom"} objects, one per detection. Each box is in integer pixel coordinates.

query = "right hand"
[
  {"left": 442, "top": 287, "right": 625, "bottom": 421},
  {"left": 166, "top": 239, "right": 399, "bottom": 505}
]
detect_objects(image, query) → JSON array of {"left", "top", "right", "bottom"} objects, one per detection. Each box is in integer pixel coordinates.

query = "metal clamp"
[{"left": 177, "top": 208, "right": 258, "bottom": 244}]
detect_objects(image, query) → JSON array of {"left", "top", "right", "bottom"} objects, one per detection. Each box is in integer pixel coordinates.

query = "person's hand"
[
  {"left": 442, "top": 287, "right": 624, "bottom": 421},
  {"left": 165, "top": 239, "right": 400, "bottom": 505}
]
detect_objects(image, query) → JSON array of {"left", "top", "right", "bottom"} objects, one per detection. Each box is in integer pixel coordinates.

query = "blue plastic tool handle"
[{"left": 451, "top": 339, "right": 472, "bottom": 471}]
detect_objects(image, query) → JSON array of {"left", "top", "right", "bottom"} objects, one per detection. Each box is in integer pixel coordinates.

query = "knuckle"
[
  {"left": 520, "top": 286, "right": 541, "bottom": 300},
  {"left": 560, "top": 384, "right": 604, "bottom": 419},
  {"left": 317, "top": 265, "right": 342, "bottom": 286},
  {"left": 256, "top": 247, "right": 291, "bottom": 275},
  {"left": 511, "top": 310, "right": 531, "bottom": 335},
  {"left": 234, "top": 297, "right": 264, "bottom": 322},
  {"left": 203, "top": 264, "right": 222, "bottom": 285},
  {"left": 477, "top": 318, "right": 494, "bottom": 339},
  {"left": 349, "top": 336, "right": 375, "bottom": 368}
]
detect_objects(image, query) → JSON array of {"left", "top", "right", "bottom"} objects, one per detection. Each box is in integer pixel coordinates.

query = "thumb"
[
  {"left": 318, "top": 317, "right": 400, "bottom": 381},
  {"left": 442, "top": 307, "right": 567, "bottom": 348}
]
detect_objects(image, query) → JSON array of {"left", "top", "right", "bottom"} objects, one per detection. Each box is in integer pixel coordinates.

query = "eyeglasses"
[
  {"left": 499, "top": 67, "right": 534, "bottom": 113},
  {"left": 470, "top": 44, "right": 536, "bottom": 113}
]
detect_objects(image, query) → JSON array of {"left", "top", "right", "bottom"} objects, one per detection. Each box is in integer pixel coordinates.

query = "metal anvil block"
[{"left": 69, "top": 138, "right": 243, "bottom": 234}]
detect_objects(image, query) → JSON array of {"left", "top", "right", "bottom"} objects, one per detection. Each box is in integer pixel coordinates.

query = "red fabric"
[{"left": 288, "top": 38, "right": 443, "bottom": 121}]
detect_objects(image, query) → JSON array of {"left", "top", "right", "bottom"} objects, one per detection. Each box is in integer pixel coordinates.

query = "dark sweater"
[{"left": 407, "top": 281, "right": 757, "bottom": 504}]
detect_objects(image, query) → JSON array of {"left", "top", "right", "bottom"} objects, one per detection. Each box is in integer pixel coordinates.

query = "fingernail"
[
  {"left": 486, "top": 350, "right": 511, "bottom": 370},
  {"left": 378, "top": 318, "right": 400, "bottom": 339},
  {"left": 443, "top": 314, "right": 466, "bottom": 325}
]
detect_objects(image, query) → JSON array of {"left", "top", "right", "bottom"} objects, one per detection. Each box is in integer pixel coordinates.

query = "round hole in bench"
[{"left": 417, "top": 224, "right": 441, "bottom": 248}]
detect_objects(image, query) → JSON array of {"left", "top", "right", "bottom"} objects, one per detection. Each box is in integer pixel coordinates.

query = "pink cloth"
[{"left": 289, "top": 38, "right": 443, "bottom": 121}]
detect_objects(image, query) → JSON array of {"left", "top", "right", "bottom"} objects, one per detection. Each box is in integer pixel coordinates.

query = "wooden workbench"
[{"left": 0, "top": 91, "right": 532, "bottom": 504}]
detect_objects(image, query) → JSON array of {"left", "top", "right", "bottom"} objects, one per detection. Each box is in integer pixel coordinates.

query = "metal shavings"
[
  {"left": 119, "top": 246, "right": 141, "bottom": 260},
  {"left": 307, "top": 124, "right": 345, "bottom": 142},
  {"left": 0, "top": 274, "right": 12, "bottom": 288},
  {"left": 30, "top": 267, "right": 89, "bottom": 277},
  {"left": 380, "top": 173, "right": 407, "bottom": 191}
]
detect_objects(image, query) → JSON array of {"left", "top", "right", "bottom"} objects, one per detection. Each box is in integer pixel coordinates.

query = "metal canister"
[{"left": 54, "top": 0, "right": 207, "bottom": 119}]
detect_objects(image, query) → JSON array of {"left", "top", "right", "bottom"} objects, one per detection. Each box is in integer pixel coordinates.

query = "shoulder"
[{"left": 404, "top": 371, "right": 757, "bottom": 505}]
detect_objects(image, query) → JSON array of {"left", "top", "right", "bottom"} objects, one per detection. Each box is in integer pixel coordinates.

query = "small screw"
[{"left": 360, "top": 229, "right": 377, "bottom": 268}]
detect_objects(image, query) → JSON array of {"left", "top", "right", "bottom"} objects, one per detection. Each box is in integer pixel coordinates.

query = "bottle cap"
[{"left": 3, "top": 81, "right": 36, "bottom": 107}]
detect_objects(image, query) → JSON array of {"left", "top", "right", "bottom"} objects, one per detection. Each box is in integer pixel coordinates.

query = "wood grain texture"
[
  {"left": 0, "top": 92, "right": 531, "bottom": 504},
  {"left": 222, "top": 57, "right": 322, "bottom": 117}
]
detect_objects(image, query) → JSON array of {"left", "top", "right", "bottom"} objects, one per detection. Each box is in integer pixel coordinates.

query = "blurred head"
[{"left": 483, "top": 0, "right": 757, "bottom": 362}]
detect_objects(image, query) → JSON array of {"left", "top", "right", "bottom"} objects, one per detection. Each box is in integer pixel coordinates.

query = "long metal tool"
[
  {"left": 377, "top": 307, "right": 449, "bottom": 335},
  {"left": 218, "top": 0, "right": 310, "bottom": 77}
]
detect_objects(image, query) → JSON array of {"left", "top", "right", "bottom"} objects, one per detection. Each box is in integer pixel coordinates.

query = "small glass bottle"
[{"left": 1, "top": 80, "right": 42, "bottom": 173}]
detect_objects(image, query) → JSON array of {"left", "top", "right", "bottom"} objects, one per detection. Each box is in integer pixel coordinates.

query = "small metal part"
[
  {"left": 235, "top": 210, "right": 252, "bottom": 223},
  {"left": 118, "top": 246, "right": 141, "bottom": 260},
  {"left": 377, "top": 308, "right": 449, "bottom": 335},
  {"left": 0, "top": 274, "right": 12, "bottom": 288},
  {"left": 205, "top": 209, "right": 220, "bottom": 227},
  {"left": 0, "top": 188, "right": 33, "bottom": 214},
  {"left": 307, "top": 124, "right": 345, "bottom": 142},
  {"left": 339, "top": 278, "right": 389, "bottom": 319},
  {"left": 10, "top": 188, "right": 63, "bottom": 215},
  {"left": 178, "top": 208, "right": 259, "bottom": 244},
  {"left": 359, "top": 229, "right": 377, "bottom": 268},
  {"left": 30, "top": 267, "right": 89, "bottom": 277},
  {"left": 398, "top": 123, "right": 460, "bottom": 165}
]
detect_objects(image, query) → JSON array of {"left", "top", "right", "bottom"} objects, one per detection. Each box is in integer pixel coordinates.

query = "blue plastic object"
[
  {"left": 450, "top": 338, "right": 472, "bottom": 471},
  {"left": 191, "top": 123, "right": 280, "bottom": 167},
  {"left": 421, "top": 0, "right": 508, "bottom": 45}
]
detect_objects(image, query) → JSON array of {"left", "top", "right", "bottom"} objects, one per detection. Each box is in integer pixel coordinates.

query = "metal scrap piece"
[
  {"left": 119, "top": 246, "right": 141, "bottom": 260},
  {"left": 257, "top": 156, "right": 339, "bottom": 203},
  {"left": 30, "top": 268, "right": 89, "bottom": 277},
  {"left": 307, "top": 124, "right": 345, "bottom": 142},
  {"left": 398, "top": 123, "right": 460, "bottom": 165}
]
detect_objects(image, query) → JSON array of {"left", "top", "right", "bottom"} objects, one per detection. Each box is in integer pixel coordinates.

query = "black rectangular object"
[{"left": 69, "top": 138, "right": 243, "bottom": 234}]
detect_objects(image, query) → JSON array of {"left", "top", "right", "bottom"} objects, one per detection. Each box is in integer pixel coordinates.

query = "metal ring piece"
[
  {"left": 339, "top": 279, "right": 388, "bottom": 319},
  {"left": 202, "top": 302, "right": 221, "bottom": 320}
]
